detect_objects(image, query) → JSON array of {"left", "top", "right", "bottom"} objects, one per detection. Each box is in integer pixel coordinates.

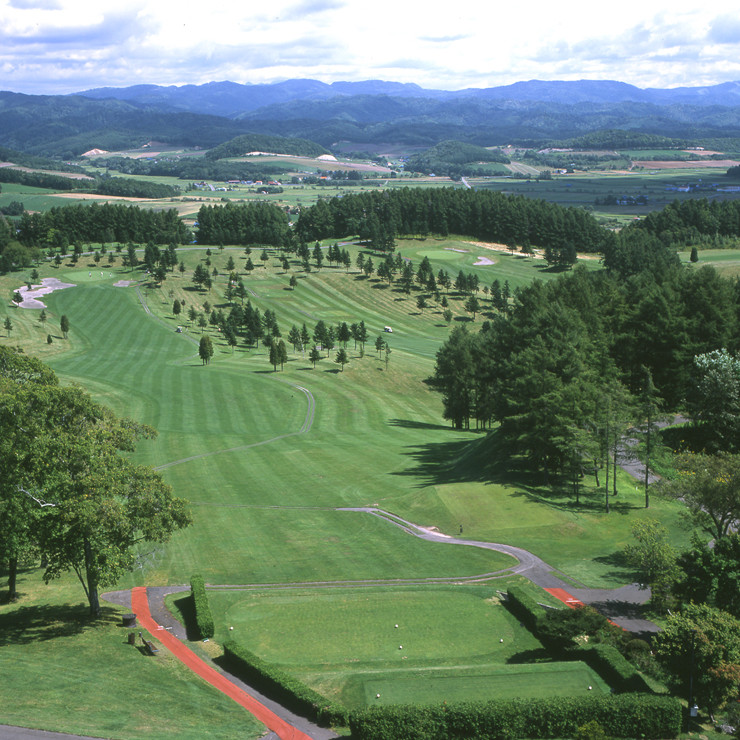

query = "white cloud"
[{"left": 1, "top": 0, "right": 740, "bottom": 94}]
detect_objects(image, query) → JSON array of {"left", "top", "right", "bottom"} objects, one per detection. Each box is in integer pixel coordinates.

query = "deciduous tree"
[
  {"left": 653, "top": 603, "right": 740, "bottom": 720},
  {"left": 661, "top": 452, "right": 740, "bottom": 541},
  {"left": 622, "top": 518, "right": 678, "bottom": 613},
  {"left": 198, "top": 335, "right": 213, "bottom": 364}
]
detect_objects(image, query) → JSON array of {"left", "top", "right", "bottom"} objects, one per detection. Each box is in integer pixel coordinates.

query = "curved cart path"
[{"left": 100, "top": 507, "right": 657, "bottom": 740}]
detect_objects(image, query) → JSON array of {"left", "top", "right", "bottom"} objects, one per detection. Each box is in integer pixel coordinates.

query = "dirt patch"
[
  {"left": 466, "top": 241, "right": 545, "bottom": 259},
  {"left": 53, "top": 192, "right": 151, "bottom": 202},
  {"left": 632, "top": 159, "right": 740, "bottom": 169}
]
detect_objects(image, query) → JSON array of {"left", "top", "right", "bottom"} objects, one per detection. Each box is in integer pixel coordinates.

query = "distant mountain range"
[
  {"left": 77, "top": 79, "right": 740, "bottom": 119},
  {"left": 3, "top": 78, "right": 740, "bottom": 158}
]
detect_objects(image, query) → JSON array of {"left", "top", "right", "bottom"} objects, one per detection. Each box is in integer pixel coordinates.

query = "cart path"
[
  {"left": 101, "top": 508, "right": 656, "bottom": 740},
  {"left": 109, "top": 507, "right": 658, "bottom": 634},
  {"left": 130, "top": 587, "right": 319, "bottom": 740}
]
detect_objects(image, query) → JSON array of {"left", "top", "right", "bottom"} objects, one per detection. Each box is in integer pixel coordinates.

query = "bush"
[
  {"left": 572, "top": 644, "right": 652, "bottom": 693},
  {"left": 223, "top": 640, "right": 347, "bottom": 727},
  {"left": 506, "top": 586, "right": 544, "bottom": 631},
  {"left": 348, "top": 694, "right": 681, "bottom": 739},
  {"left": 189, "top": 574, "right": 214, "bottom": 639}
]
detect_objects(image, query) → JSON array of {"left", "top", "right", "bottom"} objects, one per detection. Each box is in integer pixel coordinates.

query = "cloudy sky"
[{"left": 2, "top": 0, "right": 740, "bottom": 95}]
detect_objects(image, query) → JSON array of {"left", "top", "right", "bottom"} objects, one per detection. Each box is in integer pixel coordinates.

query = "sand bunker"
[
  {"left": 15, "top": 278, "right": 76, "bottom": 309},
  {"left": 114, "top": 280, "right": 136, "bottom": 287},
  {"left": 473, "top": 256, "right": 495, "bottom": 266}
]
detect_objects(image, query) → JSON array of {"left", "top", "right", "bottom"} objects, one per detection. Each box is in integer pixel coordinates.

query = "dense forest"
[
  {"left": 430, "top": 255, "right": 739, "bottom": 483},
  {"left": 404, "top": 140, "right": 510, "bottom": 177},
  {"left": 629, "top": 198, "right": 740, "bottom": 248},
  {"left": 15, "top": 203, "right": 191, "bottom": 248},
  {"left": 294, "top": 188, "right": 609, "bottom": 260},
  {"left": 195, "top": 202, "right": 291, "bottom": 247},
  {"left": 205, "top": 133, "right": 329, "bottom": 161}
]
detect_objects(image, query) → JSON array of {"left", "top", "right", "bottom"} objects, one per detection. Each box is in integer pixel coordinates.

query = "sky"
[{"left": 2, "top": 0, "right": 740, "bottom": 95}]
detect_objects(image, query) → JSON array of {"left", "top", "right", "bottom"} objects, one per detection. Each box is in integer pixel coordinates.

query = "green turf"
[
  {"left": 359, "top": 661, "right": 608, "bottom": 706},
  {"left": 200, "top": 583, "right": 610, "bottom": 709},
  {"left": 0, "top": 237, "right": 695, "bottom": 736},
  {"left": 0, "top": 570, "right": 265, "bottom": 740}
]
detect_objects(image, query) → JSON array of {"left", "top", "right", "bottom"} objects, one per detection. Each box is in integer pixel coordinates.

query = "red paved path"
[
  {"left": 544, "top": 587, "right": 585, "bottom": 608},
  {"left": 131, "top": 587, "right": 312, "bottom": 740},
  {"left": 544, "top": 586, "right": 624, "bottom": 630}
]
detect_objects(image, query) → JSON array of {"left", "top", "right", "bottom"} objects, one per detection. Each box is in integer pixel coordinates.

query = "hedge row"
[
  {"left": 223, "top": 640, "right": 347, "bottom": 727},
  {"left": 505, "top": 588, "right": 651, "bottom": 694},
  {"left": 349, "top": 694, "right": 682, "bottom": 740},
  {"left": 573, "top": 644, "right": 652, "bottom": 694},
  {"left": 506, "top": 586, "right": 544, "bottom": 632},
  {"left": 190, "top": 574, "right": 214, "bottom": 639}
]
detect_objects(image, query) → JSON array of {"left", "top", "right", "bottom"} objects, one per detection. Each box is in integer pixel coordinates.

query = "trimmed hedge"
[
  {"left": 223, "top": 639, "right": 347, "bottom": 727},
  {"left": 348, "top": 694, "right": 682, "bottom": 740},
  {"left": 573, "top": 644, "right": 652, "bottom": 694},
  {"left": 505, "top": 588, "right": 653, "bottom": 694},
  {"left": 506, "top": 586, "right": 544, "bottom": 631},
  {"left": 190, "top": 574, "right": 214, "bottom": 639}
]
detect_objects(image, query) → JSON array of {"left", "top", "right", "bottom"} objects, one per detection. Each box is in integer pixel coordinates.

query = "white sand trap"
[
  {"left": 114, "top": 280, "right": 136, "bottom": 287},
  {"left": 444, "top": 248, "right": 469, "bottom": 253},
  {"left": 473, "top": 256, "right": 495, "bottom": 266},
  {"left": 16, "top": 278, "right": 76, "bottom": 309}
]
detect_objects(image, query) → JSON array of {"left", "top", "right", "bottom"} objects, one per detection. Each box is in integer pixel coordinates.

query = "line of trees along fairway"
[
  {"left": 195, "top": 202, "right": 291, "bottom": 247},
  {"left": 0, "top": 347, "right": 191, "bottom": 616},
  {"left": 16, "top": 202, "right": 191, "bottom": 247},
  {"left": 295, "top": 187, "right": 609, "bottom": 256},
  {"left": 629, "top": 197, "right": 740, "bottom": 248},
  {"left": 430, "top": 257, "right": 740, "bottom": 485}
]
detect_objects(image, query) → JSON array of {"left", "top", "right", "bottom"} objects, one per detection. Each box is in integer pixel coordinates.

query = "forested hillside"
[
  {"left": 205, "top": 134, "right": 329, "bottom": 160},
  {"left": 5, "top": 83, "right": 740, "bottom": 155},
  {"left": 404, "top": 141, "right": 510, "bottom": 177}
]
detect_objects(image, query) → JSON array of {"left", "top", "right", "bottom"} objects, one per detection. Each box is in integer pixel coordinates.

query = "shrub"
[
  {"left": 189, "top": 574, "right": 214, "bottom": 639},
  {"left": 223, "top": 640, "right": 347, "bottom": 727},
  {"left": 506, "top": 586, "right": 544, "bottom": 631},
  {"left": 573, "top": 644, "right": 652, "bottom": 693},
  {"left": 575, "top": 719, "right": 610, "bottom": 739},
  {"left": 348, "top": 694, "right": 681, "bottom": 739}
]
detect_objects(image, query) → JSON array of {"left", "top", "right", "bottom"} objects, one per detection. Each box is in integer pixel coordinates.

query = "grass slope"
[{"left": 0, "top": 238, "right": 693, "bottom": 734}]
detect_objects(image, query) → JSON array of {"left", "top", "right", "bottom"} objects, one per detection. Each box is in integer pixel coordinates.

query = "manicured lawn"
[
  {"left": 0, "top": 571, "right": 265, "bottom": 740},
  {"left": 358, "top": 662, "right": 608, "bottom": 707},
  {"left": 0, "top": 237, "right": 693, "bottom": 736},
  {"left": 202, "top": 583, "right": 609, "bottom": 709}
]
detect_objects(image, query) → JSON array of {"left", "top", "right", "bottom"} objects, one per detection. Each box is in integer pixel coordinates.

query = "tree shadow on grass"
[
  {"left": 169, "top": 594, "right": 199, "bottom": 641},
  {"left": 389, "top": 418, "right": 452, "bottom": 432},
  {"left": 506, "top": 648, "right": 553, "bottom": 664},
  {"left": 591, "top": 551, "right": 637, "bottom": 586},
  {"left": 0, "top": 603, "right": 119, "bottom": 646},
  {"left": 390, "top": 430, "right": 642, "bottom": 516}
]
